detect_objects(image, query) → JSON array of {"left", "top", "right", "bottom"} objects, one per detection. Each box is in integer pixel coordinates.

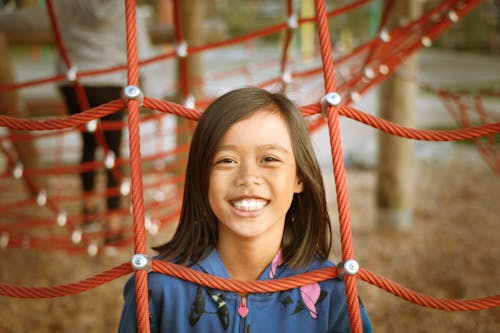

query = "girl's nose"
[{"left": 235, "top": 161, "right": 262, "bottom": 187}]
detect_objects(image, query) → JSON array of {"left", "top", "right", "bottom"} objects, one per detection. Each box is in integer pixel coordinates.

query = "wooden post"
[
  {"left": 300, "top": 0, "right": 315, "bottom": 63},
  {"left": 175, "top": 0, "right": 205, "bottom": 148},
  {"left": 376, "top": 1, "right": 421, "bottom": 229}
]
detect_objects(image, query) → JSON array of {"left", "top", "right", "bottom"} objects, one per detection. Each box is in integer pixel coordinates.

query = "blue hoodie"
[{"left": 118, "top": 248, "right": 372, "bottom": 332}]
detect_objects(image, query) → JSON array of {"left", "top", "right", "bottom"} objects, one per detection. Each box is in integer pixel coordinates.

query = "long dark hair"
[{"left": 153, "top": 87, "right": 332, "bottom": 268}]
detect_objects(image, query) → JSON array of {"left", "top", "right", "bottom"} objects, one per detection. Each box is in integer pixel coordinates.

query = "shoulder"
[
  {"left": 123, "top": 268, "right": 194, "bottom": 298},
  {"left": 302, "top": 258, "right": 348, "bottom": 297}
]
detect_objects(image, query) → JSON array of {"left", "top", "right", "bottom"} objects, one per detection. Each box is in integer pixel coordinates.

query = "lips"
[{"left": 230, "top": 198, "right": 268, "bottom": 211}]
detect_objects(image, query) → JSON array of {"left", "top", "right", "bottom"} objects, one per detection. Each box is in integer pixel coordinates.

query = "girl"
[{"left": 119, "top": 87, "right": 372, "bottom": 332}]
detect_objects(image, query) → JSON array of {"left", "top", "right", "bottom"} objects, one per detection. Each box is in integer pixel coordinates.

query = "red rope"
[
  {"left": 2, "top": 261, "right": 498, "bottom": 313},
  {"left": 357, "top": 269, "right": 500, "bottom": 311},
  {"left": 313, "top": 0, "right": 361, "bottom": 331},
  {"left": 0, "top": 263, "right": 131, "bottom": 298},
  {"left": 124, "top": 1, "right": 150, "bottom": 332}
]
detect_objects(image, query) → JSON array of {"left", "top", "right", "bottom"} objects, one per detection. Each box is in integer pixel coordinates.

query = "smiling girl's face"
[{"left": 208, "top": 107, "right": 303, "bottom": 245}]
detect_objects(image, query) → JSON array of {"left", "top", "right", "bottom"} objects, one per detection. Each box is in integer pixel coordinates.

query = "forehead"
[{"left": 220, "top": 108, "right": 292, "bottom": 145}]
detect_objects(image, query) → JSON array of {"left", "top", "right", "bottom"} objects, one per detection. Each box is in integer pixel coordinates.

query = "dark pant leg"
[
  {"left": 59, "top": 86, "right": 97, "bottom": 194},
  {"left": 59, "top": 85, "right": 124, "bottom": 210}
]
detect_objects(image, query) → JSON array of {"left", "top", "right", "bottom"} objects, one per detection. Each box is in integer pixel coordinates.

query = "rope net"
[{"left": 0, "top": 0, "right": 499, "bottom": 332}]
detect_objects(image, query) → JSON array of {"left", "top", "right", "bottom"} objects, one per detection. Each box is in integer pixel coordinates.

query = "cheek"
[{"left": 208, "top": 173, "right": 224, "bottom": 208}]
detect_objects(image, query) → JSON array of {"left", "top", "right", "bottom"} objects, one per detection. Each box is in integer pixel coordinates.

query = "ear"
[{"left": 294, "top": 177, "right": 304, "bottom": 194}]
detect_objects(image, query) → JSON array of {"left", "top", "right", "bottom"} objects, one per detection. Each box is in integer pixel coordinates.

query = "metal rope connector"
[
  {"left": 379, "top": 28, "right": 391, "bottom": 42},
  {"left": 447, "top": 10, "right": 459, "bottom": 23},
  {"left": 36, "top": 189, "right": 47, "bottom": 207},
  {"left": 85, "top": 119, "right": 98, "bottom": 133},
  {"left": 281, "top": 69, "right": 292, "bottom": 84},
  {"left": 131, "top": 254, "right": 152, "bottom": 272},
  {"left": 122, "top": 85, "right": 144, "bottom": 106},
  {"left": 421, "top": 36, "right": 432, "bottom": 47},
  {"left": 12, "top": 162, "right": 23, "bottom": 179},
  {"left": 104, "top": 150, "right": 116, "bottom": 169},
  {"left": 176, "top": 40, "right": 188, "bottom": 58},
  {"left": 56, "top": 210, "right": 67, "bottom": 227},
  {"left": 183, "top": 94, "right": 196, "bottom": 109},
  {"left": 66, "top": 66, "right": 78, "bottom": 82},
  {"left": 337, "top": 259, "right": 359, "bottom": 279},
  {"left": 320, "top": 92, "right": 342, "bottom": 116},
  {"left": 0, "top": 231, "right": 9, "bottom": 249},
  {"left": 287, "top": 14, "right": 298, "bottom": 29}
]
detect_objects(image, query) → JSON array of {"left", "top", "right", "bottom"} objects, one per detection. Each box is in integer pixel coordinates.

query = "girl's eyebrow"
[
  {"left": 258, "top": 144, "right": 290, "bottom": 153},
  {"left": 216, "top": 144, "right": 290, "bottom": 153}
]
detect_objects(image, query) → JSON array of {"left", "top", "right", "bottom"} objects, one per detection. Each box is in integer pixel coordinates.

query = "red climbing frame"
[{"left": 0, "top": 0, "right": 499, "bottom": 332}]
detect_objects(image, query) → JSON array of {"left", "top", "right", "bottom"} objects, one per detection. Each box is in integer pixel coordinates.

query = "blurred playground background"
[{"left": 0, "top": 0, "right": 499, "bottom": 332}]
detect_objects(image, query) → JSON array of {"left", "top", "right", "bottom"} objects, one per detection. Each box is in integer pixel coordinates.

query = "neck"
[{"left": 217, "top": 237, "right": 280, "bottom": 281}]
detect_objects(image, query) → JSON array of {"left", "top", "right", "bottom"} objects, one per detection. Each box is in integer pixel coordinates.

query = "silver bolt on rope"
[
  {"left": 85, "top": 119, "right": 98, "bottom": 133},
  {"left": 56, "top": 210, "right": 67, "bottom": 227},
  {"left": 36, "top": 189, "right": 47, "bottom": 207},
  {"left": 66, "top": 66, "right": 78, "bottom": 82},
  {"left": 287, "top": 14, "right": 298, "bottom": 29},
  {"left": 87, "top": 241, "right": 99, "bottom": 256},
  {"left": 0, "top": 232, "right": 9, "bottom": 249},
  {"left": 144, "top": 213, "right": 152, "bottom": 229},
  {"left": 145, "top": 213, "right": 160, "bottom": 236},
  {"left": 148, "top": 220, "right": 159, "bottom": 236},
  {"left": 421, "top": 36, "right": 432, "bottom": 47},
  {"left": 320, "top": 92, "right": 342, "bottom": 116},
  {"left": 447, "top": 10, "right": 459, "bottom": 23},
  {"left": 122, "top": 85, "right": 144, "bottom": 106},
  {"left": 379, "top": 28, "right": 391, "bottom": 42},
  {"left": 363, "top": 67, "right": 375, "bottom": 79},
  {"left": 153, "top": 190, "right": 166, "bottom": 203},
  {"left": 104, "top": 150, "right": 116, "bottom": 169},
  {"left": 184, "top": 94, "right": 196, "bottom": 109},
  {"left": 12, "top": 162, "right": 23, "bottom": 179},
  {"left": 71, "top": 228, "right": 82, "bottom": 244},
  {"left": 337, "top": 259, "right": 360, "bottom": 279},
  {"left": 176, "top": 40, "right": 188, "bottom": 58},
  {"left": 378, "top": 64, "right": 390, "bottom": 75},
  {"left": 131, "top": 254, "right": 152, "bottom": 272},
  {"left": 350, "top": 91, "right": 361, "bottom": 103},
  {"left": 120, "top": 178, "right": 131, "bottom": 196},
  {"left": 281, "top": 69, "right": 292, "bottom": 84}
]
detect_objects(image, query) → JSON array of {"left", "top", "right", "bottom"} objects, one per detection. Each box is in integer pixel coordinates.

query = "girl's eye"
[
  {"left": 215, "top": 157, "right": 236, "bottom": 165},
  {"left": 262, "top": 156, "right": 280, "bottom": 163}
]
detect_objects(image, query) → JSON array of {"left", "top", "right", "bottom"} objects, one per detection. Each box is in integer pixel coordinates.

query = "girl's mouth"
[{"left": 230, "top": 198, "right": 268, "bottom": 211}]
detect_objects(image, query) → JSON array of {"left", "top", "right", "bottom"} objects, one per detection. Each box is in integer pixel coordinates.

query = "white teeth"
[{"left": 232, "top": 199, "right": 267, "bottom": 211}]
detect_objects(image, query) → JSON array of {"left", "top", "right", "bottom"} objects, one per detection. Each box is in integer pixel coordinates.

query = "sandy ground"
[{"left": 0, "top": 144, "right": 498, "bottom": 333}]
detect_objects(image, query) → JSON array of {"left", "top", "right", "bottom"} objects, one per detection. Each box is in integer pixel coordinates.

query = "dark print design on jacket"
[
  {"left": 270, "top": 249, "right": 327, "bottom": 319},
  {"left": 189, "top": 286, "right": 230, "bottom": 329}
]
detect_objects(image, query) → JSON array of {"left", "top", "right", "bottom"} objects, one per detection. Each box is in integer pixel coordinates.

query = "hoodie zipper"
[
  {"left": 238, "top": 295, "right": 250, "bottom": 333},
  {"left": 238, "top": 295, "right": 249, "bottom": 318}
]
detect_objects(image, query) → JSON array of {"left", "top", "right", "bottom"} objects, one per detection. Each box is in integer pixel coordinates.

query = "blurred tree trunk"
[
  {"left": 0, "top": 33, "right": 46, "bottom": 196},
  {"left": 376, "top": 1, "right": 421, "bottom": 229},
  {"left": 168, "top": 0, "right": 206, "bottom": 179}
]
